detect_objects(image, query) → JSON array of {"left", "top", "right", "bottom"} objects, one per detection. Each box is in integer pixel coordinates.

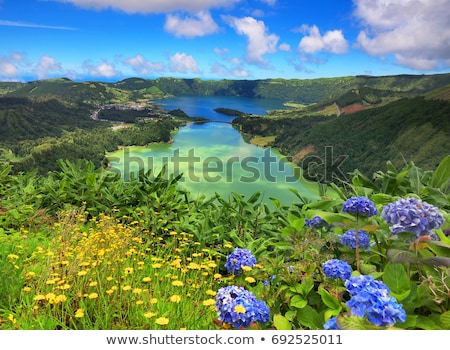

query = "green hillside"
[
  {"left": 234, "top": 96, "right": 450, "bottom": 181},
  {"left": 3, "top": 72, "right": 450, "bottom": 105}
]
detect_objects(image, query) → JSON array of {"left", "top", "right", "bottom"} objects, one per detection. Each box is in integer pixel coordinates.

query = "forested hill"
[
  {"left": 233, "top": 96, "right": 450, "bottom": 181},
  {"left": 2, "top": 73, "right": 450, "bottom": 104}
]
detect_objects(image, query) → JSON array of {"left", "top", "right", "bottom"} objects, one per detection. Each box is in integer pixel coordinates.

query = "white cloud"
[
  {"left": 0, "top": 52, "right": 25, "bottom": 78},
  {"left": 34, "top": 55, "right": 63, "bottom": 79},
  {"left": 279, "top": 43, "right": 291, "bottom": 52},
  {"left": 214, "top": 47, "right": 229, "bottom": 55},
  {"left": 0, "top": 58, "right": 19, "bottom": 77},
  {"left": 123, "top": 54, "right": 164, "bottom": 74},
  {"left": 49, "top": 0, "right": 241, "bottom": 14},
  {"left": 83, "top": 61, "right": 120, "bottom": 78},
  {"left": 169, "top": 52, "right": 200, "bottom": 74},
  {"left": 353, "top": 0, "right": 450, "bottom": 70},
  {"left": 164, "top": 11, "right": 218, "bottom": 38},
  {"left": 298, "top": 25, "right": 348, "bottom": 54},
  {"left": 259, "top": 0, "right": 277, "bottom": 5},
  {"left": 0, "top": 20, "right": 76, "bottom": 30},
  {"left": 223, "top": 16, "right": 279, "bottom": 66},
  {"left": 210, "top": 61, "right": 249, "bottom": 78}
]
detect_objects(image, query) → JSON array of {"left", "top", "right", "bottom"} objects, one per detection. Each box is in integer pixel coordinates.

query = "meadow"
[{"left": 0, "top": 156, "right": 449, "bottom": 330}]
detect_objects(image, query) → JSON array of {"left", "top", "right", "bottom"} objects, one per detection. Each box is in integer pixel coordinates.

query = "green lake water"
[{"left": 107, "top": 96, "right": 323, "bottom": 206}]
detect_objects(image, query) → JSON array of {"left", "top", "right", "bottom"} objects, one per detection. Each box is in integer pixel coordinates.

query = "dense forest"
[{"left": 233, "top": 97, "right": 450, "bottom": 182}]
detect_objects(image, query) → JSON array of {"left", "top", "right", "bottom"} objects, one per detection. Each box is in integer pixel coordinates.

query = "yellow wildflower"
[
  {"left": 88, "top": 292, "right": 98, "bottom": 299},
  {"left": 245, "top": 277, "right": 256, "bottom": 283},
  {"left": 202, "top": 299, "right": 215, "bottom": 306},
  {"left": 170, "top": 295, "right": 181, "bottom": 303},
  {"left": 206, "top": 289, "right": 216, "bottom": 296},
  {"left": 171, "top": 280, "right": 184, "bottom": 287},
  {"left": 144, "top": 312, "right": 156, "bottom": 319},
  {"left": 75, "top": 309, "right": 84, "bottom": 318},
  {"left": 150, "top": 298, "right": 158, "bottom": 304},
  {"left": 155, "top": 317, "right": 169, "bottom": 325},
  {"left": 142, "top": 277, "right": 151, "bottom": 282}
]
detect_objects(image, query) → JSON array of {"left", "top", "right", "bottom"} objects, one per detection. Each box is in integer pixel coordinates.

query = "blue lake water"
[{"left": 108, "top": 96, "right": 322, "bottom": 206}]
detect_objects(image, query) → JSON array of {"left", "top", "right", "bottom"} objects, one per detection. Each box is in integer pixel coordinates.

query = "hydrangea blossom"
[
  {"left": 322, "top": 259, "right": 352, "bottom": 281},
  {"left": 324, "top": 317, "right": 340, "bottom": 330},
  {"left": 340, "top": 229, "right": 371, "bottom": 250},
  {"left": 345, "top": 275, "right": 406, "bottom": 327},
  {"left": 342, "top": 196, "right": 378, "bottom": 217},
  {"left": 215, "top": 285, "right": 270, "bottom": 329},
  {"left": 381, "top": 197, "right": 445, "bottom": 238},
  {"left": 305, "top": 216, "right": 328, "bottom": 229},
  {"left": 224, "top": 248, "right": 256, "bottom": 275}
]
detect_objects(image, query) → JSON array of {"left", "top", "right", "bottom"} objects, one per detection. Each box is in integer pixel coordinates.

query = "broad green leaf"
[
  {"left": 305, "top": 209, "right": 354, "bottom": 225},
  {"left": 420, "top": 257, "right": 450, "bottom": 267},
  {"left": 296, "top": 305, "right": 322, "bottom": 329},
  {"left": 300, "top": 275, "right": 315, "bottom": 296},
  {"left": 273, "top": 314, "right": 292, "bottom": 330},
  {"left": 290, "top": 295, "right": 307, "bottom": 309},
  {"left": 416, "top": 316, "right": 441, "bottom": 330},
  {"left": 439, "top": 311, "right": 450, "bottom": 330},
  {"left": 337, "top": 315, "right": 382, "bottom": 330},
  {"left": 430, "top": 155, "right": 450, "bottom": 190},
  {"left": 318, "top": 288, "right": 341, "bottom": 310},
  {"left": 382, "top": 262, "right": 411, "bottom": 301}
]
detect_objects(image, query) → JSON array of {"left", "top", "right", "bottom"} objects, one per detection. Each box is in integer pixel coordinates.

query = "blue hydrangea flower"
[
  {"left": 340, "top": 229, "right": 371, "bottom": 250},
  {"left": 342, "top": 196, "right": 378, "bottom": 217},
  {"left": 322, "top": 259, "right": 352, "bottom": 281},
  {"left": 381, "top": 197, "right": 445, "bottom": 238},
  {"left": 324, "top": 317, "right": 340, "bottom": 330},
  {"left": 224, "top": 248, "right": 257, "bottom": 275},
  {"left": 345, "top": 275, "right": 406, "bottom": 327},
  {"left": 305, "top": 216, "right": 328, "bottom": 229},
  {"left": 215, "top": 285, "right": 270, "bottom": 329}
]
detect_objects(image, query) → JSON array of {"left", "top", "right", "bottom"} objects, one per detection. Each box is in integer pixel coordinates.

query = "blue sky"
[{"left": 1, "top": 0, "right": 449, "bottom": 82}]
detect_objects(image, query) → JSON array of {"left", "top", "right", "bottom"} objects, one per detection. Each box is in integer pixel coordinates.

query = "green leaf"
[
  {"left": 304, "top": 209, "right": 354, "bottom": 225},
  {"left": 416, "top": 316, "right": 441, "bottom": 330},
  {"left": 382, "top": 262, "right": 411, "bottom": 301},
  {"left": 337, "top": 315, "right": 383, "bottom": 330},
  {"left": 290, "top": 295, "right": 307, "bottom": 309},
  {"left": 439, "top": 311, "right": 450, "bottom": 330},
  {"left": 386, "top": 248, "right": 418, "bottom": 264},
  {"left": 318, "top": 287, "right": 341, "bottom": 310},
  {"left": 300, "top": 276, "right": 315, "bottom": 296},
  {"left": 296, "top": 305, "right": 322, "bottom": 329},
  {"left": 273, "top": 314, "right": 292, "bottom": 330},
  {"left": 420, "top": 257, "right": 450, "bottom": 267},
  {"left": 430, "top": 155, "right": 450, "bottom": 190}
]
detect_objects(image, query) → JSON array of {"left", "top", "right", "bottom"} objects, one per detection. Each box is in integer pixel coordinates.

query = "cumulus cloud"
[
  {"left": 297, "top": 25, "right": 348, "bottom": 54},
  {"left": 34, "top": 55, "right": 63, "bottom": 79},
  {"left": 0, "top": 59, "right": 19, "bottom": 77},
  {"left": 210, "top": 62, "right": 249, "bottom": 78},
  {"left": 279, "top": 43, "right": 291, "bottom": 52},
  {"left": 353, "top": 0, "right": 450, "bottom": 70},
  {"left": 123, "top": 54, "right": 164, "bottom": 75},
  {"left": 83, "top": 61, "right": 120, "bottom": 78},
  {"left": 0, "top": 52, "right": 24, "bottom": 78},
  {"left": 169, "top": 52, "right": 200, "bottom": 74},
  {"left": 49, "top": 0, "right": 241, "bottom": 14},
  {"left": 223, "top": 16, "right": 279, "bottom": 66},
  {"left": 164, "top": 11, "right": 218, "bottom": 38}
]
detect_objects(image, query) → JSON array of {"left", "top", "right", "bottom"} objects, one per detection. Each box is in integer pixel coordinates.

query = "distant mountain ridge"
[{"left": 2, "top": 72, "right": 450, "bottom": 105}]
